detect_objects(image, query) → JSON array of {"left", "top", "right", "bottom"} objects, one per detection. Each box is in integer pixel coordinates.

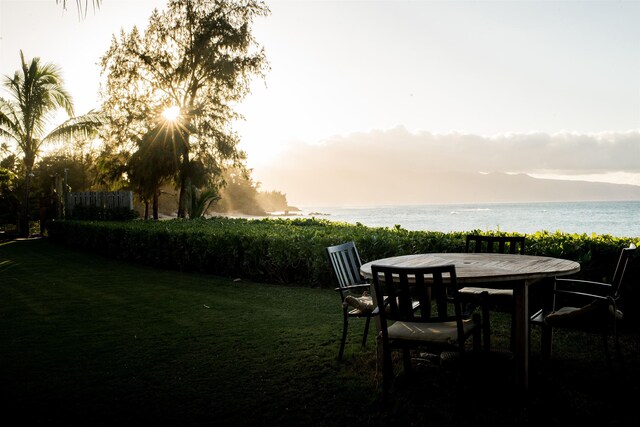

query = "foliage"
[
  {"left": 189, "top": 185, "right": 220, "bottom": 219},
  {"left": 99, "top": 0, "right": 270, "bottom": 218},
  {"left": 33, "top": 151, "right": 95, "bottom": 195},
  {"left": 211, "top": 167, "right": 266, "bottom": 215},
  {"left": 0, "top": 166, "right": 18, "bottom": 225},
  {"left": 57, "top": 0, "right": 101, "bottom": 19},
  {"left": 69, "top": 205, "right": 138, "bottom": 221},
  {"left": 0, "top": 51, "right": 102, "bottom": 167},
  {"left": 47, "top": 218, "right": 640, "bottom": 294},
  {"left": 0, "top": 51, "right": 102, "bottom": 235},
  {"left": 128, "top": 124, "right": 186, "bottom": 219},
  {"left": 256, "top": 189, "right": 298, "bottom": 212}
]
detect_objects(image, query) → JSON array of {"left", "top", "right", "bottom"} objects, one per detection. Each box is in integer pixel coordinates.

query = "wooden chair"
[
  {"left": 530, "top": 243, "right": 636, "bottom": 367},
  {"left": 327, "top": 241, "right": 375, "bottom": 360},
  {"left": 370, "top": 264, "right": 482, "bottom": 397},
  {"left": 459, "top": 234, "right": 526, "bottom": 351},
  {"left": 465, "top": 234, "right": 526, "bottom": 256}
]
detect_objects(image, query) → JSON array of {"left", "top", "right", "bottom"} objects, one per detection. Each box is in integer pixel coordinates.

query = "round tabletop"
[{"left": 360, "top": 253, "right": 580, "bottom": 285}]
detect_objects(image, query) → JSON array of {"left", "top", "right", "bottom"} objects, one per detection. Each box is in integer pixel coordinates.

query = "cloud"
[
  {"left": 254, "top": 128, "right": 640, "bottom": 206},
  {"left": 485, "top": 130, "right": 640, "bottom": 174}
]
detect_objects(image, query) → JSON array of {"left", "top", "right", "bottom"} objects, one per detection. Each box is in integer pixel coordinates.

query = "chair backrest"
[
  {"left": 326, "top": 241, "right": 365, "bottom": 290},
  {"left": 611, "top": 243, "right": 637, "bottom": 298},
  {"left": 465, "top": 234, "right": 526, "bottom": 255},
  {"left": 370, "top": 264, "right": 465, "bottom": 346}
]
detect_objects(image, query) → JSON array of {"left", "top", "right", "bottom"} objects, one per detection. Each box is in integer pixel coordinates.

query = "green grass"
[{"left": 1, "top": 239, "right": 639, "bottom": 426}]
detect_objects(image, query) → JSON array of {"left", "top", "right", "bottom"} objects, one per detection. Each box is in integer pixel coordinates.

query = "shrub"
[
  {"left": 46, "top": 217, "right": 637, "bottom": 285},
  {"left": 70, "top": 206, "right": 139, "bottom": 221}
]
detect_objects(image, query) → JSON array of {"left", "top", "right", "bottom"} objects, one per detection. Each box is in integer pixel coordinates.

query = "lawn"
[{"left": 1, "top": 238, "right": 639, "bottom": 426}]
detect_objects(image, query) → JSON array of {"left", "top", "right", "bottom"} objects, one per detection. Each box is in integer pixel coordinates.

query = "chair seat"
[
  {"left": 388, "top": 318, "right": 478, "bottom": 346},
  {"left": 459, "top": 286, "right": 513, "bottom": 297},
  {"left": 344, "top": 295, "right": 375, "bottom": 315},
  {"left": 345, "top": 295, "right": 420, "bottom": 316},
  {"left": 531, "top": 243, "right": 635, "bottom": 369},
  {"left": 543, "top": 301, "right": 623, "bottom": 329}
]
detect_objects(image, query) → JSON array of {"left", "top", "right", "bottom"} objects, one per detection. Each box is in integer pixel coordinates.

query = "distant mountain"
[
  {"left": 260, "top": 167, "right": 640, "bottom": 206},
  {"left": 420, "top": 172, "right": 640, "bottom": 203}
]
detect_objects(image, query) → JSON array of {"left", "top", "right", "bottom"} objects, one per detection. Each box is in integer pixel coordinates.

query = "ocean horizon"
[{"left": 282, "top": 200, "right": 640, "bottom": 238}]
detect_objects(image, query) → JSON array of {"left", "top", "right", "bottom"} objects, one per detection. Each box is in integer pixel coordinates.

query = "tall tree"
[
  {"left": 129, "top": 122, "right": 186, "bottom": 219},
  {"left": 0, "top": 51, "right": 102, "bottom": 236},
  {"left": 100, "top": 0, "right": 269, "bottom": 218}
]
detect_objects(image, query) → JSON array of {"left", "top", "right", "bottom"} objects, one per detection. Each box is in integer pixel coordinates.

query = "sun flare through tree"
[
  {"left": 99, "top": 0, "right": 270, "bottom": 219},
  {"left": 161, "top": 106, "right": 181, "bottom": 122}
]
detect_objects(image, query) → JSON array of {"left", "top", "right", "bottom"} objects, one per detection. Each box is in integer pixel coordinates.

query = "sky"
[{"left": 1, "top": 0, "right": 639, "bottom": 207}]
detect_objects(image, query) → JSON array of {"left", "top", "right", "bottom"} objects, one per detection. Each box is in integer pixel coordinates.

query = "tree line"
[{"left": 1, "top": 0, "right": 296, "bottom": 236}]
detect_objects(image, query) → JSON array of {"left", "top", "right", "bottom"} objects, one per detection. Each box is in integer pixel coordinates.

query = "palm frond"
[
  {"left": 190, "top": 186, "right": 220, "bottom": 219},
  {"left": 58, "top": 1, "right": 102, "bottom": 20},
  {"left": 0, "top": 100, "right": 26, "bottom": 148},
  {"left": 42, "top": 110, "right": 104, "bottom": 146},
  {"left": 5, "top": 51, "right": 75, "bottom": 140},
  {"left": 37, "top": 63, "right": 75, "bottom": 117}
]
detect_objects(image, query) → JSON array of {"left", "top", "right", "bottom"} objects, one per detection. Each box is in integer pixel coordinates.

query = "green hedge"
[{"left": 45, "top": 217, "right": 637, "bottom": 285}]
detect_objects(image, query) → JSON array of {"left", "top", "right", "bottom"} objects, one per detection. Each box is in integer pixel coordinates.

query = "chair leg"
[
  {"left": 509, "top": 314, "right": 516, "bottom": 353},
  {"left": 463, "top": 301, "right": 477, "bottom": 318},
  {"left": 603, "top": 332, "right": 613, "bottom": 371},
  {"left": 472, "top": 313, "right": 482, "bottom": 352},
  {"left": 481, "top": 300, "right": 491, "bottom": 352},
  {"left": 361, "top": 315, "right": 371, "bottom": 352},
  {"left": 402, "top": 348, "right": 412, "bottom": 374},
  {"left": 614, "top": 332, "right": 624, "bottom": 366},
  {"left": 382, "top": 347, "right": 394, "bottom": 399},
  {"left": 338, "top": 310, "right": 349, "bottom": 361},
  {"left": 540, "top": 324, "right": 553, "bottom": 360}
]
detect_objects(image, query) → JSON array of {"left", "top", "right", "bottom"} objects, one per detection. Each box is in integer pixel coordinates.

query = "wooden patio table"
[{"left": 360, "top": 252, "right": 580, "bottom": 390}]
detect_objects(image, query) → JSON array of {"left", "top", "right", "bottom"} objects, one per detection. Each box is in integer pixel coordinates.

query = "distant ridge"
[
  {"left": 413, "top": 172, "right": 640, "bottom": 204},
  {"left": 260, "top": 162, "right": 640, "bottom": 205}
]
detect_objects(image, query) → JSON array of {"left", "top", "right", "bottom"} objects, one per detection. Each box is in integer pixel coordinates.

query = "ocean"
[{"left": 291, "top": 201, "right": 640, "bottom": 238}]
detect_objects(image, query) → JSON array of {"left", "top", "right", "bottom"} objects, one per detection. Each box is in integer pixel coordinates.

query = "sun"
[{"left": 161, "top": 106, "right": 181, "bottom": 122}]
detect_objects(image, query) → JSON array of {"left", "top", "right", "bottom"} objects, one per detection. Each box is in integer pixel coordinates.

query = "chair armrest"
[
  {"left": 555, "top": 278, "right": 612, "bottom": 289},
  {"left": 530, "top": 308, "right": 545, "bottom": 324},
  {"left": 554, "top": 278, "right": 613, "bottom": 297},
  {"left": 334, "top": 283, "right": 370, "bottom": 293},
  {"left": 554, "top": 290, "right": 610, "bottom": 301}
]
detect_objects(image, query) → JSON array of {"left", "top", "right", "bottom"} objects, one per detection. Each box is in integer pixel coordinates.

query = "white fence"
[{"left": 66, "top": 191, "right": 133, "bottom": 215}]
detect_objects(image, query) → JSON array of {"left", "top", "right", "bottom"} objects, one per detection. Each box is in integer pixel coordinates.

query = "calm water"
[{"left": 293, "top": 201, "right": 640, "bottom": 238}]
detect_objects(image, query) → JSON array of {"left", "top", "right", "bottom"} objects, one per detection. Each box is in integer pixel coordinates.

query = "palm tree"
[
  {"left": 189, "top": 186, "right": 220, "bottom": 219},
  {"left": 57, "top": 0, "right": 101, "bottom": 19},
  {"left": 0, "top": 51, "right": 102, "bottom": 236}
]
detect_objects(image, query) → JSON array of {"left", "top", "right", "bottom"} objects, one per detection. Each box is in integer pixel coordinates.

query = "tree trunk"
[
  {"left": 144, "top": 200, "right": 149, "bottom": 220},
  {"left": 178, "top": 175, "right": 191, "bottom": 219},
  {"left": 20, "top": 154, "right": 35, "bottom": 238},
  {"left": 153, "top": 188, "right": 159, "bottom": 220},
  {"left": 19, "top": 175, "right": 30, "bottom": 237},
  {"left": 177, "top": 145, "right": 190, "bottom": 219}
]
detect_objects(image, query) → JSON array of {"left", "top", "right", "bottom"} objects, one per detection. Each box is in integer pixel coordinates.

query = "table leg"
[
  {"left": 512, "top": 280, "right": 529, "bottom": 390},
  {"left": 370, "top": 282, "right": 383, "bottom": 380}
]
